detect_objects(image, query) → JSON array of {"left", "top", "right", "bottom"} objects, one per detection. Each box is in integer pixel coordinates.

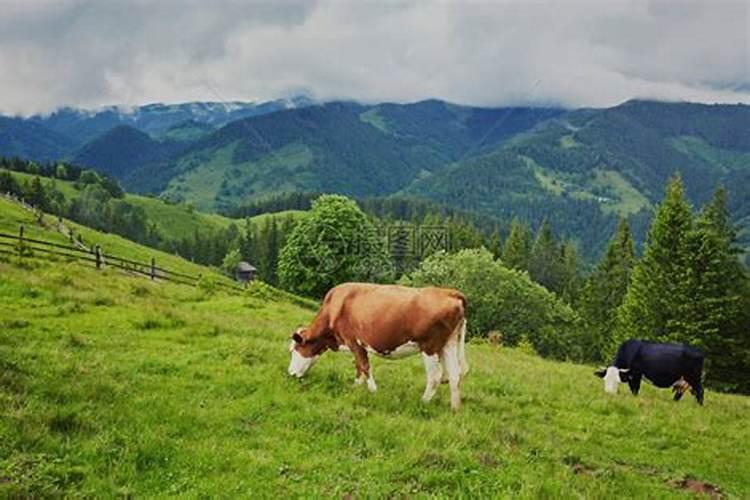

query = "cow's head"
[
  {"left": 288, "top": 327, "right": 333, "bottom": 378},
  {"left": 594, "top": 366, "right": 630, "bottom": 394}
]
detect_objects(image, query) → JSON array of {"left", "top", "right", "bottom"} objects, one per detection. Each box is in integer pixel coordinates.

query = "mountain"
[
  {"left": 509, "top": 100, "right": 750, "bottom": 213},
  {"left": 406, "top": 99, "right": 750, "bottom": 256},
  {"left": 69, "top": 125, "right": 184, "bottom": 179},
  {"left": 128, "top": 101, "right": 564, "bottom": 210},
  {"left": 0, "top": 116, "right": 75, "bottom": 161},
  {"left": 1, "top": 97, "right": 316, "bottom": 155}
]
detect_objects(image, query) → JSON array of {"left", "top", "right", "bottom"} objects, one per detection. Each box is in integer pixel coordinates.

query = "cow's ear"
[
  {"left": 594, "top": 367, "right": 607, "bottom": 378},
  {"left": 292, "top": 332, "right": 304, "bottom": 344}
]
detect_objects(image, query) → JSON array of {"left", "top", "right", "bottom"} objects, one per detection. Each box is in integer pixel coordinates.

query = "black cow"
[{"left": 594, "top": 339, "right": 704, "bottom": 404}]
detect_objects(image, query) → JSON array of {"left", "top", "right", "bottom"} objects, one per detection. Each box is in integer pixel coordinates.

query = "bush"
[{"left": 400, "top": 248, "right": 585, "bottom": 361}]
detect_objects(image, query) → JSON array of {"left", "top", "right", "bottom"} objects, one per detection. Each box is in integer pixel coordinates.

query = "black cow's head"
[{"left": 594, "top": 366, "right": 630, "bottom": 394}]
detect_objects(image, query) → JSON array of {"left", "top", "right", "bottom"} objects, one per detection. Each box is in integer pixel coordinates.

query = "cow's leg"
[
  {"left": 673, "top": 385, "right": 685, "bottom": 401},
  {"left": 350, "top": 342, "right": 376, "bottom": 392},
  {"left": 686, "top": 373, "right": 704, "bottom": 405},
  {"left": 442, "top": 337, "right": 461, "bottom": 411},
  {"left": 421, "top": 352, "right": 442, "bottom": 403},
  {"left": 628, "top": 373, "right": 642, "bottom": 395}
]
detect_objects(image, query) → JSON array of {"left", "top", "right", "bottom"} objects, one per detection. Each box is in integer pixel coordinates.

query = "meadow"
[{"left": 1, "top": 201, "right": 749, "bottom": 497}]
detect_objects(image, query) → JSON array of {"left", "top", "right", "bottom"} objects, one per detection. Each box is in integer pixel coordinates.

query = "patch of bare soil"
[{"left": 668, "top": 478, "right": 722, "bottom": 498}]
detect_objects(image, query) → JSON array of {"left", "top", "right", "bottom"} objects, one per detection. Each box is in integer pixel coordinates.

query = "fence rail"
[{"left": 0, "top": 225, "right": 244, "bottom": 293}]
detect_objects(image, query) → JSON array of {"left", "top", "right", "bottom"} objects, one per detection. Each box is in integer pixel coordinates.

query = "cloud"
[{"left": 0, "top": 0, "right": 747, "bottom": 115}]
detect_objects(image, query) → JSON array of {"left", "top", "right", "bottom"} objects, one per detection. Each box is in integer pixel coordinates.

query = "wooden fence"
[{"left": 0, "top": 225, "right": 244, "bottom": 293}]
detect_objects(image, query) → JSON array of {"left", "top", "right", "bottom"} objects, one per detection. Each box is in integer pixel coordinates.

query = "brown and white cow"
[{"left": 288, "top": 283, "right": 468, "bottom": 410}]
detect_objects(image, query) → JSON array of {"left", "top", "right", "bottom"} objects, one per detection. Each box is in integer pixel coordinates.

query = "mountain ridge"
[{"left": 1, "top": 98, "right": 748, "bottom": 258}]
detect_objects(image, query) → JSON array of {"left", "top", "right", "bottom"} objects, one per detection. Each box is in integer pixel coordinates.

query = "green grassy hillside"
[
  {"left": 1, "top": 215, "right": 748, "bottom": 496},
  {"left": 3, "top": 169, "right": 239, "bottom": 240},
  {"left": 0, "top": 196, "right": 226, "bottom": 279}
]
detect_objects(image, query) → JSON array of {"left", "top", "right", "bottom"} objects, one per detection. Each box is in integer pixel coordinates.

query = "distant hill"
[
  {"left": 68, "top": 125, "right": 183, "bottom": 179},
  {"left": 131, "top": 101, "right": 564, "bottom": 211},
  {"left": 405, "top": 100, "right": 750, "bottom": 255},
  {"left": 0, "top": 97, "right": 316, "bottom": 158},
  {"left": 0, "top": 116, "right": 75, "bottom": 162}
]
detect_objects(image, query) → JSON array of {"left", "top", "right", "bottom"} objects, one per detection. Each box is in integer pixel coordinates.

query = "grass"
[
  {"left": 559, "top": 134, "right": 580, "bottom": 149},
  {"left": 670, "top": 136, "right": 750, "bottom": 172},
  {"left": 530, "top": 161, "right": 651, "bottom": 216},
  {"left": 124, "top": 195, "right": 237, "bottom": 233},
  {"left": 162, "top": 141, "right": 314, "bottom": 211},
  {"left": 2, "top": 168, "right": 239, "bottom": 237},
  {"left": 588, "top": 169, "right": 651, "bottom": 215},
  {"left": 359, "top": 108, "right": 391, "bottom": 134},
  {"left": 0, "top": 196, "right": 232, "bottom": 281},
  {"left": 1, "top": 245, "right": 749, "bottom": 496}
]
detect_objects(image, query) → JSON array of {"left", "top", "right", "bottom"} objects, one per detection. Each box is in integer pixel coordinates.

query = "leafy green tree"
[
  {"left": 615, "top": 175, "right": 694, "bottom": 347},
  {"left": 77, "top": 169, "right": 102, "bottom": 186},
  {"left": 221, "top": 248, "right": 242, "bottom": 277},
  {"left": 401, "top": 248, "right": 584, "bottom": 360},
  {"left": 502, "top": 217, "right": 532, "bottom": 271},
  {"left": 279, "top": 195, "right": 393, "bottom": 298},
  {"left": 578, "top": 219, "right": 635, "bottom": 361},
  {"left": 72, "top": 183, "right": 112, "bottom": 231},
  {"left": 55, "top": 163, "right": 68, "bottom": 179}
]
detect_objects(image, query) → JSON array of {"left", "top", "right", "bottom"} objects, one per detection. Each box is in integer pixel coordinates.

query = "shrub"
[{"left": 401, "top": 248, "right": 585, "bottom": 361}]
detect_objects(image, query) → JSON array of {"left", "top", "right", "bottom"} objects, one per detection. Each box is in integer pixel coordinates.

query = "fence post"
[
  {"left": 18, "top": 224, "right": 24, "bottom": 257},
  {"left": 95, "top": 245, "right": 101, "bottom": 270},
  {"left": 151, "top": 257, "right": 156, "bottom": 280}
]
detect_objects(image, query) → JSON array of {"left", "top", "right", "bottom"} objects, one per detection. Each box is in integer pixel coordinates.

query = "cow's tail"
[{"left": 457, "top": 317, "right": 468, "bottom": 380}]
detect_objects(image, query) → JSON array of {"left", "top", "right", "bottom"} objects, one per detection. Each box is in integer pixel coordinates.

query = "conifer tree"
[
  {"left": 559, "top": 240, "right": 581, "bottom": 305},
  {"left": 615, "top": 175, "right": 694, "bottom": 346},
  {"left": 529, "top": 219, "right": 563, "bottom": 292},
  {"left": 579, "top": 218, "right": 635, "bottom": 361},
  {"left": 684, "top": 187, "right": 749, "bottom": 389},
  {"left": 502, "top": 217, "right": 532, "bottom": 271}
]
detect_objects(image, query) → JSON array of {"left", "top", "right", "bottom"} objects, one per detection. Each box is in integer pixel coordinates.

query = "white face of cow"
[
  {"left": 287, "top": 344, "right": 319, "bottom": 378},
  {"left": 287, "top": 329, "right": 322, "bottom": 378},
  {"left": 603, "top": 366, "right": 622, "bottom": 394}
]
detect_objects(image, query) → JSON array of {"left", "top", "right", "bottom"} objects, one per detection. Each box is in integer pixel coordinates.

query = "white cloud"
[{"left": 0, "top": 0, "right": 747, "bottom": 115}]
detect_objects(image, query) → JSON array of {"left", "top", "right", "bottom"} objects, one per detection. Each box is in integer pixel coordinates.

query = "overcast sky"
[{"left": 1, "top": 0, "right": 748, "bottom": 115}]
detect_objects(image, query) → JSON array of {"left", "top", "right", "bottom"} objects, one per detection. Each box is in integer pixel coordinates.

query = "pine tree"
[
  {"left": 488, "top": 227, "right": 503, "bottom": 259},
  {"left": 528, "top": 219, "right": 563, "bottom": 293},
  {"left": 579, "top": 218, "right": 635, "bottom": 361},
  {"left": 257, "top": 218, "right": 280, "bottom": 285},
  {"left": 559, "top": 240, "right": 581, "bottom": 305},
  {"left": 26, "top": 176, "right": 50, "bottom": 212},
  {"left": 615, "top": 175, "right": 694, "bottom": 347},
  {"left": 502, "top": 217, "right": 532, "bottom": 271},
  {"left": 684, "top": 187, "right": 749, "bottom": 390},
  {"left": 240, "top": 217, "right": 257, "bottom": 264}
]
